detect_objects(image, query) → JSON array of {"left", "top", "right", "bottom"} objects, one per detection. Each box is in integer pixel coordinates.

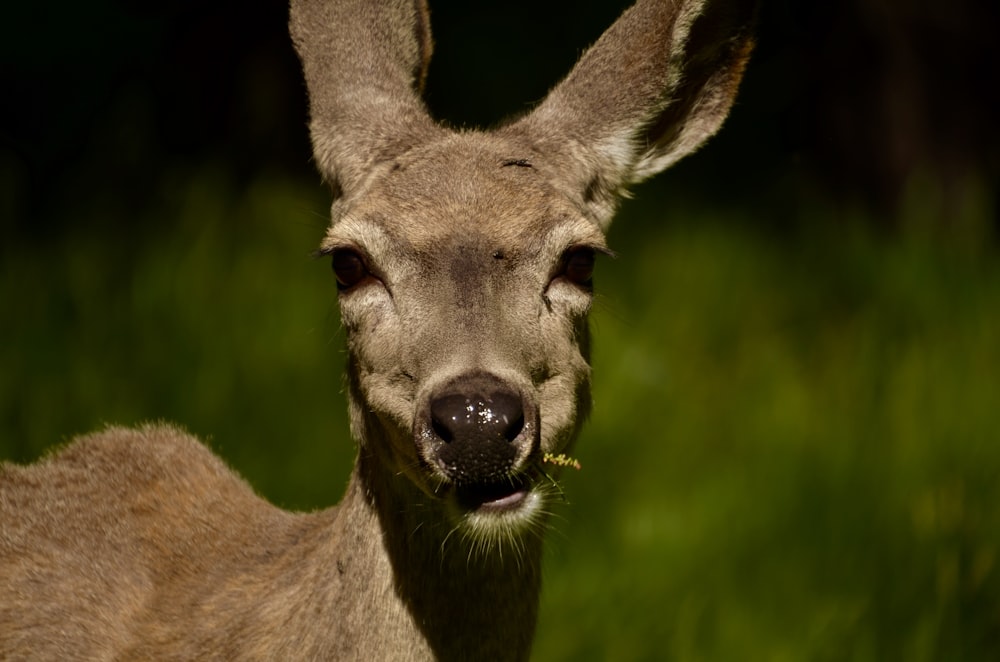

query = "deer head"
[{"left": 289, "top": 0, "right": 755, "bottom": 546}]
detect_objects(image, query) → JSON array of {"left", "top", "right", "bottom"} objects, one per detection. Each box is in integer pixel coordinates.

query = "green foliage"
[
  {"left": 2, "top": 168, "right": 998, "bottom": 659},
  {"left": 1, "top": 166, "right": 354, "bottom": 509},
  {"left": 537, "top": 197, "right": 1000, "bottom": 661}
]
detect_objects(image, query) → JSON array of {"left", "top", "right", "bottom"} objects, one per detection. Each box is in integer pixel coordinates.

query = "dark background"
[
  {"left": 3, "top": 2, "right": 999, "bottom": 659},
  {"left": 4, "top": 0, "right": 997, "bottom": 238}
]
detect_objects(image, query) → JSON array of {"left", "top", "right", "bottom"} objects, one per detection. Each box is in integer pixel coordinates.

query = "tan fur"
[{"left": 1, "top": 1, "right": 755, "bottom": 659}]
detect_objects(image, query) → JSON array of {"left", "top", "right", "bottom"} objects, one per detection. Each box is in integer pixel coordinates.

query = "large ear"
[
  {"left": 289, "top": 0, "right": 443, "bottom": 198},
  {"left": 511, "top": 0, "right": 757, "bottom": 228}
]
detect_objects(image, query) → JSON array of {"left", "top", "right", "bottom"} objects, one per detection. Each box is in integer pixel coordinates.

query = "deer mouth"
[{"left": 454, "top": 475, "right": 531, "bottom": 513}]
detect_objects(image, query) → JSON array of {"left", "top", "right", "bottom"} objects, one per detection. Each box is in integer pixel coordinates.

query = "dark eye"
[
  {"left": 331, "top": 249, "right": 369, "bottom": 290},
  {"left": 560, "top": 247, "right": 596, "bottom": 286}
]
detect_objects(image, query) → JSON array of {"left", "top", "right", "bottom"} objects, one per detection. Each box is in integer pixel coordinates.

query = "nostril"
[
  {"left": 429, "top": 390, "right": 525, "bottom": 445},
  {"left": 489, "top": 392, "right": 525, "bottom": 443},
  {"left": 429, "top": 393, "right": 467, "bottom": 444},
  {"left": 504, "top": 413, "right": 525, "bottom": 442},
  {"left": 431, "top": 406, "right": 456, "bottom": 443}
]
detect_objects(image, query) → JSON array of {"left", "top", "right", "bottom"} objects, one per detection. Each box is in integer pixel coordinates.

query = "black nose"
[
  {"left": 422, "top": 375, "right": 532, "bottom": 485},
  {"left": 430, "top": 390, "right": 525, "bottom": 445}
]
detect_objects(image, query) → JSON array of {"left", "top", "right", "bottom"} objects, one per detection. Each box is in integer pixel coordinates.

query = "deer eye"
[
  {"left": 331, "top": 248, "right": 370, "bottom": 290},
  {"left": 559, "top": 247, "right": 596, "bottom": 286}
]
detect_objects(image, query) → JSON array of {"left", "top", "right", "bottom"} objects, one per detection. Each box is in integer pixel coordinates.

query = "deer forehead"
[{"left": 323, "top": 134, "right": 607, "bottom": 271}]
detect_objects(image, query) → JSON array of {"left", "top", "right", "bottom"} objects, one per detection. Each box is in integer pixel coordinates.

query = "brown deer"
[{"left": 0, "top": 0, "right": 755, "bottom": 659}]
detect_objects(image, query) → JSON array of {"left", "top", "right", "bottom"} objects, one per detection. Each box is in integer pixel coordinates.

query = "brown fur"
[{"left": 1, "top": 1, "right": 755, "bottom": 659}]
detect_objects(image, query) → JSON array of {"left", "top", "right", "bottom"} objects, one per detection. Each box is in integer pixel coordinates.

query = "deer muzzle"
[{"left": 415, "top": 372, "right": 539, "bottom": 509}]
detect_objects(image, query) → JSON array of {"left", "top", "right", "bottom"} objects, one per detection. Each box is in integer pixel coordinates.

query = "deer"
[{"left": 0, "top": 0, "right": 755, "bottom": 659}]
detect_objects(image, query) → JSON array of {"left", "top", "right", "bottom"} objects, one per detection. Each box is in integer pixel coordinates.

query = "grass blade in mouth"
[{"left": 542, "top": 453, "right": 582, "bottom": 470}]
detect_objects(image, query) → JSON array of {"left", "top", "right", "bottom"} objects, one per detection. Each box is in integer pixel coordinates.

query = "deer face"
[
  {"left": 323, "top": 133, "right": 606, "bottom": 531},
  {"left": 291, "top": 0, "right": 755, "bottom": 543}
]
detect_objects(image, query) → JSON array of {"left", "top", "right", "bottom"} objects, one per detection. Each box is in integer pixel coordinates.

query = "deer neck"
[{"left": 328, "top": 416, "right": 542, "bottom": 661}]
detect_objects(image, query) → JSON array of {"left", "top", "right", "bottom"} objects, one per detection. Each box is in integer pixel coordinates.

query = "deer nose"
[
  {"left": 420, "top": 374, "right": 534, "bottom": 485},
  {"left": 430, "top": 390, "right": 524, "bottom": 445}
]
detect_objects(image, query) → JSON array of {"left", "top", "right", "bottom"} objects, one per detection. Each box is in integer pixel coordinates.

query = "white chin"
[{"left": 459, "top": 488, "right": 545, "bottom": 540}]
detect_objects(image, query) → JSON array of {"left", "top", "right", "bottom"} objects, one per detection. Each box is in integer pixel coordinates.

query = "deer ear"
[
  {"left": 290, "top": 0, "right": 443, "bottom": 198},
  {"left": 512, "top": 0, "right": 757, "bottom": 228}
]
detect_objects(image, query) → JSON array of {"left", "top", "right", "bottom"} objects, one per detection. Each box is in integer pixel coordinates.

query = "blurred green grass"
[
  {"left": 1, "top": 166, "right": 354, "bottom": 508},
  {"left": 2, "top": 168, "right": 998, "bottom": 660}
]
